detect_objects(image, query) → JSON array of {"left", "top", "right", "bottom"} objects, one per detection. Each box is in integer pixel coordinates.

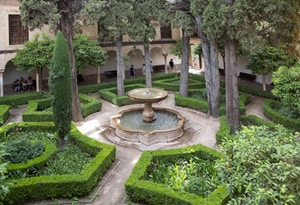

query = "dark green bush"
[{"left": 5, "top": 139, "right": 45, "bottom": 163}]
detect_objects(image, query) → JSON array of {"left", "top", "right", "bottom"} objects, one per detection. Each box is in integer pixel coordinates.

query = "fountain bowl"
[
  {"left": 111, "top": 107, "right": 187, "bottom": 145},
  {"left": 127, "top": 88, "right": 168, "bottom": 103}
]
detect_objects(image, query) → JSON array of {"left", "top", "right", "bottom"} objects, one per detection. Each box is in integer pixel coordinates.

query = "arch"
[
  {"left": 127, "top": 48, "right": 143, "bottom": 69},
  {"left": 0, "top": 53, "right": 16, "bottom": 69},
  {"left": 102, "top": 50, "right": 117, "bottom": 72}
]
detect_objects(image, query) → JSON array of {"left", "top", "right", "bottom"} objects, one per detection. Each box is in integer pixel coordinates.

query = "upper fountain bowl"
[{"left": 128, "top": 88, "right": 168, "bottom": 103}]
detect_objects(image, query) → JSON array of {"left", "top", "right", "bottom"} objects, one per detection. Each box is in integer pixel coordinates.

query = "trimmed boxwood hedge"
[
  {"left": 0, "top": 92, "right": 45, "bottom": 106},
  {"left": 22, "top": 93, "right": 102, "bottom": 122},
  {"left": 125, "top": 144, "right": 228, "bottom": 205},
  {"left": 1, "top": 122, "right": 116, "bottom": 204},
  {"left": 263, "top": 99, "right": 300, "bottom": 131},
  {"left": 0, "top": 104, "right": 10, "bottom": 125}
]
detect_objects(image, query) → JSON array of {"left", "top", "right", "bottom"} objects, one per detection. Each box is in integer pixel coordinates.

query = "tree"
[
  {"left": 193, "top": 0, "right": 300, "bottom": 133},
  {"left": 18, "top": 0, "right": 86, "bottom": 122},
  {"left": 246, "top": 46, "right": 297, "bottom": 91},
  {"left": 128, "top": 0, "right": 168, "bottom": 88},
  {"left": 272, "top": 64, "right": 300, "bottom": 114},
  {"left": 49, "top": 31, "right": 72, "bottom": 148},
  {"left": 193, "top": 43, "right": 202, "bottom": 69},
  {"left": 12, "top": 33, "right": 54, "bottom": 92},
  {"left": 73, "top": 35, "right": 107, "bottom": 83},
  {"left": 168, "top": 0, "right": 195, "bottom": 97},
  {"left": 191, "top": 1, "right": 220, "bottom": 118},
  {"left": 82, "top": 0, "right": 133, "bottom": 96}
]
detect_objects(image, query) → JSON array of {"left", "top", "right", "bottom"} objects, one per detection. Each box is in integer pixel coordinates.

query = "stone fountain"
[
  {"left": 110, "top": 88, "right": 187, "bottom": 146},
  {"left": 127, "top": 88, "right": 168, "bottom": 122}
]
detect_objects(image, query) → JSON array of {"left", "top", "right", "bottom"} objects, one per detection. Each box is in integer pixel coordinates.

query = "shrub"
[
  {"left": 216, "top": 125, "right": 300, "bottom": 204},
  {"left": 0, "top": 142, "right": 9, "bottom": 203},
  {"left": 5, "top": 139, "right": 44, "bottom": 163}
]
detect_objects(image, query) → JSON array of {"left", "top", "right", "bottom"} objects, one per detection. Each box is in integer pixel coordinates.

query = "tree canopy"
[{"left": 272, "top": 64, "right": 300, "bottom": 114}]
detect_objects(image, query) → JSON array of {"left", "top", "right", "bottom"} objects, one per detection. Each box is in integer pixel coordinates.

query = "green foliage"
[
  {"left": 217, "top": 125, "right": 300, "bottom": 204},
  {"left": 12, "top": 33, "right": 54, "bottom": 71},
  {"left": 170, "top": 40, "right": 182, "bottom": 59},
  {"left": 0, "top": 142, "right": 9, "bottom": 203},
  {"left": 73, "top": 35, "right": 106, "bottom": 70},
  {"left": 193, "top": 43, "right": 203, "bottom": 56},
  {"left": 272, "top": 64, "right": 300, "bottom": 114},
  {"left": 1, "top": 122, "right": 116, "bottom": 204},
  {"left": 148, "top": 156, "right": 221, "bottom": 197},
  {"left": 246, "top": 46, "right": 297, "bottom": 75},
  {"left": 5, "top": 139, "right": 44, "bottom": 164},
  {"left": 49, "top": 31, "right": 72, "bottom": 145}
]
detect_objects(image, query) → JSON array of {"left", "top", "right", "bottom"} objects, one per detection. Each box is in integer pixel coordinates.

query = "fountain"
[
  {"left": 127, "top": 88, "right": 168, "bottom": 122},
  {"left": 110, "top": 88, "right": 187, "bottom": 146}
]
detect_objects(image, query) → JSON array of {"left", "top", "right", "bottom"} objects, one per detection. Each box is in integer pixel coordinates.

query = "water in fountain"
[{"left": 119, "top": 109, "right": 179, "bottom": 132}]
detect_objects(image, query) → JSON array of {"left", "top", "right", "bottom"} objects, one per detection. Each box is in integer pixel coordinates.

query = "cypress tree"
[{"left": 49, "top": 31, "right": 72, "bottom": 148}]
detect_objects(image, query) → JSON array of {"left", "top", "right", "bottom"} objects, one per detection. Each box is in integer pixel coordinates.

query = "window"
[
  {"left": 9, "top": 15, "right": 29, "bottom": 45},
  {"left": 160, "top": 24, "right": 172, "bottom": 39}
]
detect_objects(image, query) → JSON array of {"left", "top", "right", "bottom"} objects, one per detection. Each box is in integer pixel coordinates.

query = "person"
[
  {"left": 27, "top": 76, "right": 33, "bottom": 91},
  {"left": 142, "top": 64, "right": 146, "bottom": 74},
  {"left": 169, "top": 59, "right": 174, "bottom": 72},
  {"left": 130, "top": 65, "right": 135, "bottom": 78},
  {"left": 20, "top": 77, "right": 26, "bottom": 91},
  {"left": 13, "top": 79, "right": 21, "bottom": 92}
]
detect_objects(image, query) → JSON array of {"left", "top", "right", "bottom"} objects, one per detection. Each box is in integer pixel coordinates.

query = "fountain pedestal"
[{"left": 143, "top": 103, "right": 155, "bottom": 122}]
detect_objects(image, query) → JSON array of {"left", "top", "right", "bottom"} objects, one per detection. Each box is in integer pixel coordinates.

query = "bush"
[
  {"left": 216, "top": 125, "right": 300, "bottom": 204},
  {"left": 5, "top": 139, "right": 44, "bottom": 163}
]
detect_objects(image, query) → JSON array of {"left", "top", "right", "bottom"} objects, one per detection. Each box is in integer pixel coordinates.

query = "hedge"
[
  {"left": 0, "top": 105, "right": 10, "bottom": 125},
  {"left": 0, "top": 92, "right": 45, "bottom": 106},
  {"left": 1, "top": 122, "right": 116, "bottom": 204},
  {"left": 263, "top": 99, "right": 300, "bottom": 131},
  {"left": 22, "top": 94, "right": 102, "bottom": 122},
  {"left": 125, "top": 144, "right": 228, "bottom": 205}
]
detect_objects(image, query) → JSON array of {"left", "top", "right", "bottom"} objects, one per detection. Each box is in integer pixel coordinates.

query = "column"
[
  {"left": 0, "top": 71, "right": 3, "bottom": 97},
  {"left": 163, "top": 53, "right": 168, "bottom": 74}
]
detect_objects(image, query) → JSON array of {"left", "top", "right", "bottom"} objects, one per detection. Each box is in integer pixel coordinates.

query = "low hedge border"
[
  {"left": 263, "top": 99, "right": 300, "bottom": 131},
  {"left": 0, "top": 104, "right": 10, "bottom": 125},
  {"left": 125, "top": 144, "right": 228, "bottom": 205},
  {"left": 152, "top": 77, "right": 205, "bottom": 92},
  {"left": 175, "top": 91, "right": 250, "bottom": 115},
  {"left": 6, "top": 140, "right": 58, "bottom": 172},
  {"left": 216, "top": 114, "right": 277, "bottom": 144},
  {"left": 22, "top": 93, "right": 102, "bottom": 122},
  {"left": 2, "top": 122, "right": 116, "bottom": 204},
  {"left": 0, "top": 92, "right": 46, "bottom": 107},
  {"left": 99, "top": 84, "right": 145, "bottom": 106},
  {"left": 189, "top": 72, "right": 275, "bottom": 100}
]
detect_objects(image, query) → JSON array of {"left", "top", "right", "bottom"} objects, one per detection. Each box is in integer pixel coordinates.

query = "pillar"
[
  {"left": 163, "top": 53, "right": 168, "bottom": 74},
  {"left": 0, "top": 71, "right": 3, "bottom": 97}
]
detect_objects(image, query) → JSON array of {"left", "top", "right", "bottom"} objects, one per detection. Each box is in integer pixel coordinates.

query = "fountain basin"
[
  {"left": 128, "top": 88, "right": 168, "bottom": 122},
  {"left": 111, "top": 107, "right": 186, "bottom": 145}
]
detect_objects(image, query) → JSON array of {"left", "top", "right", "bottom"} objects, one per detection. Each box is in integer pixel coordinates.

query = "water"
[{"left": 119, "top": 110, "right": 179, "bottom": 132}]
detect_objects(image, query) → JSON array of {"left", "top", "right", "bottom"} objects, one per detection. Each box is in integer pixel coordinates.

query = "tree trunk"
[
  {"left": 56, "top": 1, "right": 84, "bottom": 123},
  {"left": 144, "top": 43, "right": 152, "bottom": 88},
  {"left": 116, "top": 36, "right": 125, "bottom": 96},
  {"left": 262, "top": 75, "right": 266, "bottom": 91},
  {"left": 196, "top": 17, "right": 220, "bottom": 118},
  {"left": 225, "top": 40, "right": 240, "bottom": 133},
  {"left": 179, "top": 29, "right": 190, "bottom": 97},
  {"left": 59, "top": 12, "right": 83, "bottom": 123}
]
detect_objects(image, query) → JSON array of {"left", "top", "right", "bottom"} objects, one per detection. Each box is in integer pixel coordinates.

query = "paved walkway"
[{"left": 8, "top": 92, "right": 266, "bottom": 205}]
